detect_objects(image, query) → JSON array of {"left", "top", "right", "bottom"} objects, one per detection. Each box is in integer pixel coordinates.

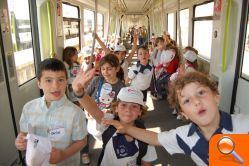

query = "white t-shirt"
[{"left": 128, "top": 62, "right": 154, "bottom": 90}]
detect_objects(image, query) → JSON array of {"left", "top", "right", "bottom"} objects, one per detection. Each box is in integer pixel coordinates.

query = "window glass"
[
  {"left": 7, "top": 0, "right": 35, "bottom": 85},
  {"left": 195, "top": 2, "right": 214, "bottom": 17},
  {"left": 62, "top": 3, "right": 80, "bottom": 49},
  {"left": 241, "top": 20, "right": 249, "bottom": 79},
  {"left": 84, "top": 9, "right": 94, "bottom": 46},
  {"left": 178, "top": 9, "right": 189, "bottom": 47},
  {"left": 193, "top": 20, "right": 213, "bottom": 59},
  {"left": 62, "top": 3, "right": 78, "bottom": 18},
  {"left": 167, "top": 13, "right": 175, "bottom": 40},
  {"left": 97, "top": 13, "right": 104, "bottom": 37}
]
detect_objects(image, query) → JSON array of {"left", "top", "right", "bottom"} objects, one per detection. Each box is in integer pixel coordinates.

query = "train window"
[
  {"left": 7, "top": 0, "right": 36, "bottom": 85},
  {"left": 62, "top": 3, "right": 80, "bottom": 50},
  {"left": 193, "top": 2, "right": 214, "bottom": 60},
  {"left": 167, "top": 12, "right": 175, "bottom": 40},
  {"left": 84, "top": 9, "right": 94, "bottom": 46},
  {"left": 97, "top": 13, "right": 104, "bottom": 37},
  {"left": 241, "top": 21, "right": 249, "bottom": 79},
  {"left": 178, "top": 9, "right": 189, "bottom": 47}
]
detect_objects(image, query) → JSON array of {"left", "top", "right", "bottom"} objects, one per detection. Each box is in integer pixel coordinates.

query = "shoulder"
[
  {"left": 231, "top": 113, "right": 249, "bottom": 132},
  {"left": 23, "top": 97, "right": 42, "bottom": 111}
]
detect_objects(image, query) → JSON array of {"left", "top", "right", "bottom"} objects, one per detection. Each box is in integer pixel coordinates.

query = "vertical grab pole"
[
  {"left": 161, "top": 0, "right": 165, "bottom": 32},
  {"left": 177, "top": 0, "right": 182, "bottom": 55},
  {"left": 90, "top": 0, "right": 98, "bottom": 69},
  {"left": 107, "top": 0, "right": 111, "bottom": 45}
]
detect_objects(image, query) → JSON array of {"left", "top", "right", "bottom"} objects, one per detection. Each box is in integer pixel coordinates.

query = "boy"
[
  {"left": 103, "top": 72, "right": 249, "bottom": 166},
  {"left": 126, "top": 45, "right": 153, "bottom": 102},
  {"left": 72, "top": 69, "right": 157, "bottom": 166},
  {"left": 15, "top": 58, "right": 87, "bottom": 165}
]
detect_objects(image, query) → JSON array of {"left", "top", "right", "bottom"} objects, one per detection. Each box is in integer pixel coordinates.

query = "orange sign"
[{"left": 210, "top": 134, "right": 249, "bottom": 166}]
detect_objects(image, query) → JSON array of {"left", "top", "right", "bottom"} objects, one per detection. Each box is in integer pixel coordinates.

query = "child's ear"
[
  {"left": 116, "top": 66, "right": 120, "bottom": 72},
  {"left": 37, "top": 80, "right": 42, "bottom": 89},
  {"left": 180, "top": 111, "right": 189, "bottom": 120},
  {"left": 214, "top": 93, "right": 221, "bottom": 105}
]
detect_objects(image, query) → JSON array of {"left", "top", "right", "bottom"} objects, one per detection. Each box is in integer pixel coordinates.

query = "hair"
[
  {"left": 37, "top": 58, "right": 67, "bottom": 81},
  {"left": 155, "top": 37, "right": 165, "bottom": 47},
  {"left": 99, "top": 54, "right": 124, "bottom": 81},
  {"left": 166, "top": 44, "right": 180, "bottom": 62},
  {"left": 111, "top": 100, "right": 148, "bottom": 119},
  {"left": 137, "top": 45, "right": 149, "bottom": 53},
  {"left": 167, "top": 72, "right": 219, "bottom": 113},
  {"left": 184, "top": 46, "right": 199, "bottom": 69},
  {"left": 62, "top": 46, "right": 79, "bottom": 68}
]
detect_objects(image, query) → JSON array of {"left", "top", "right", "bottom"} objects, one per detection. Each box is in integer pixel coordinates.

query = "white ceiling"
[{"left": 119, "top": 0, "right": 153, "bottom": 14}]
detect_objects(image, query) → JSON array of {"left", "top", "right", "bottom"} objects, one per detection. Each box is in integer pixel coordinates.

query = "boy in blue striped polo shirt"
[
  {"left": 15, "top": 58, "right": 87, "bottom": 166},
  {"left": 104, "top": 72, "right": 249, "bottom": 165}
]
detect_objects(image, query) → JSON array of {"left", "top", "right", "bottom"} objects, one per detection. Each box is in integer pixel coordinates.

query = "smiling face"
[
  {"left": 100, "top": 62, "right": 119, "bottom": 82},
  {"left": 178, "top": 82, "right": 220, "bottom": 128},
  {"left": 115, "top": 101, "right": 142, "bottom": 124},
  {"left": 37, "top": 70, "right": 67, "bottom": 105}
]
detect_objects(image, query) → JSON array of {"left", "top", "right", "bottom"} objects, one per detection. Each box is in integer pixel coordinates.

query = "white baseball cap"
[
  {"left": 114, "top": 45, "right": 126, "bottom": 52},
  {"left": 160, "top": 49, "right": 175, "bottom": 64},
  {"left": 83, "top": 46, "right": 92, "bottom": 57},
  {"left": 117, "top": 86, "right": 144, "bottom": 107},
  {"left": 184, "top": 50, "right": 197, "bottom": 62}
]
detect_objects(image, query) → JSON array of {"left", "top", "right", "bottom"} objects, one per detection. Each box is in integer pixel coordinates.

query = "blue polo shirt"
[{"left": 158, "top": 111, "right": 249, "bottom": 166}]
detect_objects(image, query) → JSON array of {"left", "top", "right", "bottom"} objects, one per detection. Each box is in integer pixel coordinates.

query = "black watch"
[{"left": 73, "top": 90, "right": 85, "bottom": 99}]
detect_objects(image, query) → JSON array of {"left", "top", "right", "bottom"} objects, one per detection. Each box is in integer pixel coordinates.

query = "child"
[
  {"left": 103, "top": 71, "right": 249, "bottom": 166},
  {"left": 155, "top": 46, "right": 179, "bottom": 100},
  {"left": 15, "top": 58, "right": 87, "bottom": 165},
  {"left": 170, "top": 46, "right": 198, "bottom": 83},
  {"left": 84, "top": 54, "right": 125, "bottom": 140},
  {"left": 126, "top": 46, "right": 153, "bottom": 102},
  {"left": 62, "top": 46, "right": 81, "bottom": 103},
  {"left": 72, "top": 70, "right": 157, "bottom": 165},
  {"left": 94, "top": 32, "right": 138, "bottom": 79}
]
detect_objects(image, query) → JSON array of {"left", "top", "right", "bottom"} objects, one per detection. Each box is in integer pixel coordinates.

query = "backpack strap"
[
  {"left": 97, "top": 116, "right": 119, "bottom": 166},
  {"left": 95, "top": 77, "right": 104, "bottom": 102},
  {"left": 134, "top": 120, "right": 148, "bottom": 165}
]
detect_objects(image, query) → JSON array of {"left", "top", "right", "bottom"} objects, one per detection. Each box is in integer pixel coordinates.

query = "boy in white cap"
[{"left": 72, "top": 69, "right": 157, "bottom": 166}]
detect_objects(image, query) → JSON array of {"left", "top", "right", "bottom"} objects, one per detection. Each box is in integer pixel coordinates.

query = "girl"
[
  {"left": 83, "top": 54, "right": 125, "bottom": 140},
  {"left": 72, "top": 70, "right": 157, "bottom": 165},
  {"left": 62, "top": 46, "right": 80, "bottom": 103}
]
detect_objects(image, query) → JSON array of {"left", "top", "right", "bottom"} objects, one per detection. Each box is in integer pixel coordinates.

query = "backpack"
[{"left": 97, "top": 117, "right": 148, "bottom": 166}]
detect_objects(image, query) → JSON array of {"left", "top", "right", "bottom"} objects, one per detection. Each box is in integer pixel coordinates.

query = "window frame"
[{"left": 192, "top": 0, "right": 214, "bottom": 60}]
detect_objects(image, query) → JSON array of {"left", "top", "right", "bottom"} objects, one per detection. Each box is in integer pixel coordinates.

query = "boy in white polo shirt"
[
  {"left": 15, "top": 58, "right": 87, "bottom": 166},
  {"left": 104, "top": 72, "right": 249, "bottom": 166},
  {"left": 126, "top": 45, "right": 153, "bottom": 102}
]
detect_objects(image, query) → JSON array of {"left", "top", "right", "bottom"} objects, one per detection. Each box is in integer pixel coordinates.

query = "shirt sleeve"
[
  {"left": 157, "top": 129, "right": 185, "bottom": 155},
  {"left": 71, "top": 108, "right": 87, "bottom": 140},
  {"left": 127, "top": 65, "right": 137, "bottom": 79},
  {"left": 141, "top": 145, "right": 158, "bottom": 162},
  {"left": 19, "top": 104, "right": 29, "bottom": 133}
]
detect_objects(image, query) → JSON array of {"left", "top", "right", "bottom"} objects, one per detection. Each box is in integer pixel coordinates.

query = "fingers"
[{"left": 15, "top": 135, "right": 27, "bottom": 151}]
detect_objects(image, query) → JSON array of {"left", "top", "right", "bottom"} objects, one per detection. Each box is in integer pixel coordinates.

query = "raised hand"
[{"left": 72, "top": 68, "right": 95, "bottom": 94}]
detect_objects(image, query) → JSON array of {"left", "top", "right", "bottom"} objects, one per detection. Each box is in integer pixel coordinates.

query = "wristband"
[{"left": 73, "top": 90, "right": 85, "bottom": 99}]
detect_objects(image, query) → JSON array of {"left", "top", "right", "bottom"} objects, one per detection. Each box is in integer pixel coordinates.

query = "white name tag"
[{"left": 48, "top": 127, "right": 65, "bottom": 141}]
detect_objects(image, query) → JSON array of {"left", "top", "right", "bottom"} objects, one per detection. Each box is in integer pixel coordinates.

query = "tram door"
[{"left": 0, "top": 0, "right": 40, "bottom": 165}]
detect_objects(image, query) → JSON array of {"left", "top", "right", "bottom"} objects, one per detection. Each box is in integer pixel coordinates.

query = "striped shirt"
[
  {"left": 20, "top": 95, "right": 87, "bottom": 166},
  {"left": 158, "top": 111, "right": 249, "bottom": 166}
]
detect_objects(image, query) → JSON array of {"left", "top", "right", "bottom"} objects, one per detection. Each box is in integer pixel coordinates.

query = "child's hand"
[
  {"left": 49, "top": 148, "right": 64, "bottom": 164},
  {"left": 15, "top": 133, "right": 27, "bottom": 151},
  {"left": 72, "top": 68, "right": 95, "bottom": 94},
  {"left": 102, "top": 119, "right": 127, "bottom": 134}
]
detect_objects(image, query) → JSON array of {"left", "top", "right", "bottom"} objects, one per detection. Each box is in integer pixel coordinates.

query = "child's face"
[
  {"left": 100, "top": 63, "right": 119, "bottom": 81},
  {"left": 157, "top": 41, "right": 165, "bottom": 51},
  {"left": 138, "top": 49, "right": 150, "bottom": 64},
  {"left": 115, "top": 101, "right": 142, "bottom": 124},
  {"left": 115, "top": 51, "right": 126, "bottom": 62},
  {"left": 71, "top": 53, "right": 78, "bottom": 63},
  {"left": 37, "top": 70, "right": 67, "bottom": 104},
  {"left": 178, "top": 82, "right": 220, "bottom": 127},
  {"left": 84, "top": 56, "right": 91, "bottom": 64}
]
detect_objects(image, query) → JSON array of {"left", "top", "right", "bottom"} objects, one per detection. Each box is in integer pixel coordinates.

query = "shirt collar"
[
  {"left": 187, "top": 111, "right": 233, "bottom": 136},
  {"left": 41, "top": 94, "right": 67, "bottom": 110}
]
